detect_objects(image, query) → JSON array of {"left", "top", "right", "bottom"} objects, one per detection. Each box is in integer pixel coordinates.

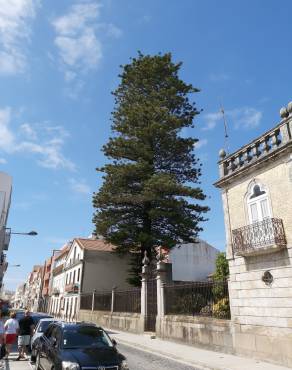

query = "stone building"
[{"left": 215, "top": 101, "right": 292, "bottom": 367}]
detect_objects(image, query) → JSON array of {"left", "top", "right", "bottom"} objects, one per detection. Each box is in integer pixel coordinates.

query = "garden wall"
[
  {"left": 79, "top": 309, "right": 144, "bottom": 334},
  {"left": 156, "top": 315, "right": 233, "bottom": 353}
]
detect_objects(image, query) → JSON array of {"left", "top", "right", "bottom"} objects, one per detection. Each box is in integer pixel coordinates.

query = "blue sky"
[{"left": 1, "top": 0, "right": 292, "bottom": 290}]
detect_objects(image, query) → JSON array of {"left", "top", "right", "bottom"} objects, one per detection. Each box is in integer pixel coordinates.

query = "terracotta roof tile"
[
  {"left": 54, "top": 244, "right": 70, "bottom": 260},
  {"left": 75, "top": 238, "right": 115, "bottom": 252}
]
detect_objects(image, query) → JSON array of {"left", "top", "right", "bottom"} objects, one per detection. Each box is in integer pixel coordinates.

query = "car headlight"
[
  {"left": 62, "top": 361, "right": 80, "bottom": 370},
  {"left": 121, "top": 360, "right": 129, "bottom": 370}
]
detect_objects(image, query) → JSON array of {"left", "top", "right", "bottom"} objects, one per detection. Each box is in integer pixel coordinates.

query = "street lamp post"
[{"left": 7, "top": 229, "right": 38, "bottom": 236}]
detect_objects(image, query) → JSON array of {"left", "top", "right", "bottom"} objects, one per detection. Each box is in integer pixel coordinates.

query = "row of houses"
[
  {"left": 0, "top": 172, "right": 12, "bottom": 293},
  {"left": 13, "top": 236, "right": 219, "bottom": 321}
]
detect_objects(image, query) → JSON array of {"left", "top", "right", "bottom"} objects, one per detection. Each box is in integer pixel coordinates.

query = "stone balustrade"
[{"left": 218, "top": 102, "right": 292, "bottom": 179}]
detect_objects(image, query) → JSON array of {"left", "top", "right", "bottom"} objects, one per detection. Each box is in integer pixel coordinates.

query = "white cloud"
[
  {"left": 20, "top": 123, "right": 37, "bottom": 140},
  {"left": 52, "top": 2, "right": 102, "bottom": 75},
  {"left": 0, "top": 158, "right": 7, "bottom": 164},
  {"left": 202, "top": 107, "right": 262, "bottom": 131},
  {"left": 209, "top": 73, "right": 230, "bottom": 82},
  {"left": 202, "top": 111, "right": 222, "bottom": 131},
  {"left": 0, "top": 0, "right": 40, "bottom": 75},
  {"left": 0, "top": 107, "right": 75, "bottom": 171},
  {"left": 69, "top": 178, "right": 91, "bottom": 195},
  {"left": 51, "top": 1, "right": 121, "bottom": 97},
  {"left": 194, "top": 139, "right": 208, "bottom": 150}
]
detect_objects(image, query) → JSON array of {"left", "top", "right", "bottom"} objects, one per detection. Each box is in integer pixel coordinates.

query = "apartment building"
[
  {"left": 0, "top": 172, "right": 12, "bottom": 287},
  {"left": 49, "top": 244, "right": 70, "bottom": 318}
]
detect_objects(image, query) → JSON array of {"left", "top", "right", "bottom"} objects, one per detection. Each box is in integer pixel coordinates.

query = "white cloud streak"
[
  {"left": 194, "top": 138, "right": 208, "bottom": 150},
  {"left": 0, "top": 107, "right": 75, "bottom": 171},
  {"left": 51, "top": 1, "right": 122, "bottom": 97},
  {"left": 69, "top": 178, "right": 91, "bottom": 195},
  {"left": 0, "top": 0, "right": 40, "bottom": 75},
  {"left": 202, "top": 107, "right": 262, "bottom": 131},
  {"left": 52, "top": 3, "right": 102, "bottom": 75}
]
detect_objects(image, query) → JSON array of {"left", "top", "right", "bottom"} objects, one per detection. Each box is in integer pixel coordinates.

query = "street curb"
[{"left": 112, "top": 336, "right": 222, "bottom": 370}]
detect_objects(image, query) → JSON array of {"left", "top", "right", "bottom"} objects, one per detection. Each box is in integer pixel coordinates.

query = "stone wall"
[
  {"left": 78, "top": 309, "right": 144, "bottom": 334},
  {"left": 156, "top": 315, "right": 233, "bottom": 353},
  {"left": 229, "top": 251, "right": 292, "bottom": 367}
]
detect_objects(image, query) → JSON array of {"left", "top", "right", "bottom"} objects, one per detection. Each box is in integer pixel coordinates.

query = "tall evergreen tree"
[{"left": 93, "top": 52, "right": 209, "bottom": 285}]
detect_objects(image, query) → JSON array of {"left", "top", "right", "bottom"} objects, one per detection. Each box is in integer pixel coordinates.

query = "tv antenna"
[{"left": 220, "top": 104, "right": 229, "bottom": 154}]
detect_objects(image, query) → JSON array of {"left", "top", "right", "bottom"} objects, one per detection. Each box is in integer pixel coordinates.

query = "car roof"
[
  {"left": 54, "top": 321, "right": 101, "bottom": 330},
  {"left": 37, "top": 318, "right": 56, "bottom": 322}
]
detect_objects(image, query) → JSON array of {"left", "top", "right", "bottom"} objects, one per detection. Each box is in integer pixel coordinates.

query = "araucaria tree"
[{"left": 93, "top": 52, "right": 209, "bottom": 285}]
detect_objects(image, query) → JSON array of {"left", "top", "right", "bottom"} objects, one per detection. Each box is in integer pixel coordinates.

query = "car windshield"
[
  {"left": 62, "top": 326, "right": 113, "bottom": 349},
  {"left": 37, "top": 321, "right": 53, "bottom": 333}
]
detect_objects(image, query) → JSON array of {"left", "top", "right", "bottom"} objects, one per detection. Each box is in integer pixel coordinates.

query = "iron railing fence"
[
  {"left": 113, "top": 288, "right": 141, "bottom": 313},
  {"left": 80, "top": 293, "right": 92, "bottom": 310},
  {"left": 164, "top": 280, "right": 230, "bottom": 319},
  {"left": 232, "top": 218, "right": 286, "bottom": 256},
  {"left": 93, "top": 291, "right": 112, "bottom": 311}
]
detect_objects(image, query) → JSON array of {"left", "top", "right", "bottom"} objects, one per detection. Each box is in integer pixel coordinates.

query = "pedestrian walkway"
[
  {"left": 105, "top": 328, "right": 291, "bottom": 370},
  {"left": 2, "top": 353, "right": 31, "bottom": 370}
]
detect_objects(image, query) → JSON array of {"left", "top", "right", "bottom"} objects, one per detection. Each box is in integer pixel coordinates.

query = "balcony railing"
[
  {"left": 232, "top": 218, "right": 286, "bottom": 256},
  {"left": 52, "top": 264, "right": 64, "bottom": 276},
  {"left": 65, "top": 283, "right": 79, "bottom": 293}
]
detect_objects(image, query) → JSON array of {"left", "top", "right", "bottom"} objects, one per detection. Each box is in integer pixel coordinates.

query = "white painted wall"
[{"left": 169, "top": 240, "right": 219, "bottom": 281}]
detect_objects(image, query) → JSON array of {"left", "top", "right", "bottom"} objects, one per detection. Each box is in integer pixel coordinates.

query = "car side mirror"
[{"left": 112, "top": 339, "right": 117, "bottom": 347}]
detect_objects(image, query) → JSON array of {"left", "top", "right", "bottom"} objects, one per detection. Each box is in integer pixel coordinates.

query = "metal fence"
[
  {"left": 114, "top": 288, "right": 141, "bottom": 313},
  {"left": 80, "top": 293, "right": 92, "bottom": 310},
  {"left": 80, "top": 288, "right": 141, "bottom": 313},
  {"left": 164, "top": 280, "right": 230, "bottom": 319}
]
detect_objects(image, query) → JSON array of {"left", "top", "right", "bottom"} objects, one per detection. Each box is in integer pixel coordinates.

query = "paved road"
[
  {"left": 118, "top": 343, "right": 200, "bottom": 370},
  {"left": 5, "top": 346, "right": 199, "bottom": 370}
]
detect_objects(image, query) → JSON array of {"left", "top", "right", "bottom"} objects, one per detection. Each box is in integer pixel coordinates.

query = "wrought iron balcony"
[{"left": 232, "top": 218, "right": 286, "bottom": 256}]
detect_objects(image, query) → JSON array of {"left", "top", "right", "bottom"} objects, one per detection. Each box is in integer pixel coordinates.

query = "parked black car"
[{"left": 35, "top": 322, "right": 129, "bottom": 370}]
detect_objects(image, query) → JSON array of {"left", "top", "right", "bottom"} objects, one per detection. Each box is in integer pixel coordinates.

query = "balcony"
[
  {"left": 42, "top": 287, "right": 49, "bottom": 296},
  {"left": 52, "top": 264, "right": 64, "bottom": 276},
  {"left": 65, "top": 283, "right": 79, "bottom": 294},
  {"left": 232, "top": 218, "right": 287, "bottom": 257},
  {"left": 52, "top": 287, "right": 60, "bottom": 296},
  {"left": 0, "top": 228, "right": 11, "bottom": 251}
]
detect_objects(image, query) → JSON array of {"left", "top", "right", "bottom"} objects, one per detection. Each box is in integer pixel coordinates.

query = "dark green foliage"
[
  {"left": 213, "top": 252, "right": 229, "bottom": 281},
  {"left": 93, "top": 52, "right": 209, "bottom": 285},
  {"left": 212, "top": 252, "right": 230, "bottom": 318}
]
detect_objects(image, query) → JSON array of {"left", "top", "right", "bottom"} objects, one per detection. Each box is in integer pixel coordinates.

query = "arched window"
[{"left": 247, "top": 182, "right": 271, "bottom": 223}]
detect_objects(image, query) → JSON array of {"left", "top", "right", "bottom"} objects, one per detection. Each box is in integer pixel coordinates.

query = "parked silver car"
[{"left": 31, "top": 318, "right": 57, "bottom": 362}]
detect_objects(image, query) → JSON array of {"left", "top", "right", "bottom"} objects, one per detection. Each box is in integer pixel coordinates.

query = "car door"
[
  {"left": 47, "top": 327, "right": 62, "bottom": 370},
  {"left": 39, "top": 326, "right": 55, "bottom": 370}
]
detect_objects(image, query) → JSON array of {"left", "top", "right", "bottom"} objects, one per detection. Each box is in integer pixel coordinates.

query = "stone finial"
[
  {"left": 287, "top": 101, "right": 292, "bottom": 115},
  {"left": 280, "top": 106, "right": 289, "bottom": 119},
  {"left": 142, "top": 250, "right": 150, "bottom": 266},
  {"left": 219, "top": 149, "right": 227, "bottom": 159}
]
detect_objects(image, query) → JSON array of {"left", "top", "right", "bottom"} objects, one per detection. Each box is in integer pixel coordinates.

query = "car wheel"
[{"left": 36, "top": 353, "right": 41, "bottom": 370}]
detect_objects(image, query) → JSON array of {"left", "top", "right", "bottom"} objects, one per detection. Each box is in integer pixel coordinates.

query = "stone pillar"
[
  {"left": 280, "top": 123, "right": 290, "bottom": 144},
  {"left": 139, "top": 251, "right": 150, "bottom": 332},
  {"left": 156, "top": 260, "right": 167, "bottom": 317}
]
